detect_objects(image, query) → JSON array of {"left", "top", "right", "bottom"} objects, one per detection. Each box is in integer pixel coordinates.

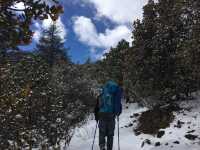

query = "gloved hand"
[
  {"left": 115, "top": 108, "right": 122, "bottom": 116},
  {"left": 115, "top": 112, "right": 121, "bottom": 116}
]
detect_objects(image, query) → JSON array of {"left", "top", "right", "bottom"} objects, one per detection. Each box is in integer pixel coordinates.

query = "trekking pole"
[
  {"left": 117, "top": 116, "right": 120, "bottom": 150},
  {"left": 91, "top": 121, "right": 98, "bottom": 150}
]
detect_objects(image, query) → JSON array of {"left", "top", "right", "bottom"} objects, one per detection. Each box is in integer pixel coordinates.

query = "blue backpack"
[{"left": 99, "top": 81, "right": 122, "bottom": 115}]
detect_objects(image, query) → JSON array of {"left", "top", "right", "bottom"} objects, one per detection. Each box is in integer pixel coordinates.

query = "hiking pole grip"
[
  {"left": 117, "top": 116, "right": 120, "bottom": 150},
  {"left": 91, "top": 121, "right": 98, "bottom": 150}
]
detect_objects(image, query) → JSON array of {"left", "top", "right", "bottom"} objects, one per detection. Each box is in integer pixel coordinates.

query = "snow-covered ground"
[{"left": 68, "top": 94, "right": 200, "bottom": 150}]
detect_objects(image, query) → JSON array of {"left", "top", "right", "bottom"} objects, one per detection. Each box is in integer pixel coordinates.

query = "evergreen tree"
[
  {"left": 102, "top": 39, "right": 129, "bottom": 84},
  {"left": 0, "top": 21, "right": 95, "bottom": 148},
  {"left": 0, "top": 53, "right": 95, "bottom": 149},
  {"left": 129, "top": 0, "right": 197, "bottom": 105},
  {"left": 36, "top": 23, "right": 69, "bottom": 65},
  {"left": 178, "top": 0, "right": 200, "bottom": 96},
  {"left": 0, "top": 0, "right": 63, "bottom": 58},
  {"left": 130, "top": 0, "right": 159, "bottom": 104},
  {"left": 148, "top": 0, "right": 180, "bottom": 101}
]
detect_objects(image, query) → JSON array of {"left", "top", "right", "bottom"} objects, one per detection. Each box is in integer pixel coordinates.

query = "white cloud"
[
  {"left": 73, "top": 16, "right": 132, "bottom": 60},
  {"left": 33, "top": 17, "right": 67, "bottom": 42},
  {"left": 11, "top": 1, "right": 67, "bottom": 42},
  {"left": 98, "top": 26, "right": 131, "bottom": 48},
  {"left": 73, "top": 16, "right": 101, "bottom": 47},
  {"left": 43, "top": 17, "right": 67, "bottom": 40},
  {"left": 83, "top": 0, "right": 148, "bottom": 24},
  {"left": 72, "top": 0, "right": 148, "bottom": 60},
  {"left": 73, "top": 16, "right": 131, "bottom": 49}
]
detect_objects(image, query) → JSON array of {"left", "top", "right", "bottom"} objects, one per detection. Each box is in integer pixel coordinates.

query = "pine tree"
[
  {"left": 176, "top": 0, "right": 200, "bottom": 97},
  {"left": 0, "top": 22, "right": 95, "bottom": 148},
  {"left": 129, "top": 0, "right": 194, "bottom": 105},
  {"left": 36, "top": 23, "right": 69, "bottom": 65},
  {"left": 102, "top": 39, "right": 129, "bottom": 84},
  {"left": 0, "top": 0, "right": 63, "bottom": 55},
  {"left": 130, "top": 0, "right": 159, "bottom": 104}
]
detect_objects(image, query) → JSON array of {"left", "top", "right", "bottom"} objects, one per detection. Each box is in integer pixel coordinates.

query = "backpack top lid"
[
  {"left": 99, "top": 80, "right": 119, "bottom": 113},
  {"left": 104, "top": 80, "right": 118, "bottom": 94}
]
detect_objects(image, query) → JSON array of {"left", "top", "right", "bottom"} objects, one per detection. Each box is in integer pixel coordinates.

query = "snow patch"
[{"left": 68, "top": 96, "right": 200, "bottom": 150}]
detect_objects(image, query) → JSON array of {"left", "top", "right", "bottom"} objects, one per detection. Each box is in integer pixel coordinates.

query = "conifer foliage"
[
  {"left": 0, "top": 0, "right": 63, "bottom": 60},
  {"left": 0, "top": 22, "right": 94, "bottom": 149},
  {"left": 36, "top": 23, "right": 69, "bottom": 66},
  {"left": 95, "top": 0, "right": 200, "bottom": 107},
  {"left": 2, "top": 0, "right": 200, "bottom": 148},
  {"left": 129, "top": 0, "right": 200, "bottom": 105}
]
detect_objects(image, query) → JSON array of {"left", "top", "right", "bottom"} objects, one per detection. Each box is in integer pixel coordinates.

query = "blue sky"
[{"left": 20, "top": 0, "right": 148, "bottom": 63}]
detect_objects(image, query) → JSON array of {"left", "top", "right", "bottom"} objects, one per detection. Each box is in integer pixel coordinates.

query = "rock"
[
  {"left": 146, "top": 139, "right": 151, "bottom": 145},
  {"left": 174, "top": 120, "right": 184, "bottom": 128},
  {"left": 192, "top": 116, "right": 197, "bottom": 119},
  {"left": 187, "top": 130, "right": 195, "bottom": 133},
  {"left": 165, "top": 143, "right": 169, "bottom": 146},
  {"left": 173, "top": 141, "right": 180, "bottom": 144},
  {"left": 133, "top": 113, "right": 139, "bottom": 117},
  {"left": 155, "top": 142, "right": 161, "bottom": 146},
  {"left": 135, "top": 107, "right": 174, "bottom": 135},
  {"left": 185, "top": 134, "right": 198, "bottom": 140},
  {"left": 141, "top": 139, "right": 151, "bottom": 147},
  {"left": 133, "top": 120, "right": 137, "bottom": 123},
  {"left": 134, "top": 129, "right": 141, "bottom": 136},
  {"left": 127, "top": 123, "right": 133, "bottom": 127},
  {"left": 125, "top": 123, "right": 133, "bottom": 128},
  {"left": 157, "top": 130, "right": 165, "bottom": 138}
]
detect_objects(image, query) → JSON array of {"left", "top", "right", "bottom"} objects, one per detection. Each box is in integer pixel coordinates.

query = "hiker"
[{"left": 94, "top": 80, "right": 123, "bottom": 150}]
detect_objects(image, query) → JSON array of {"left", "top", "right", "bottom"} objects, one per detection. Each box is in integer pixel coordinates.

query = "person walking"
[{"left": 94, "top": 80, "right": 123, "bottom": 150}]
